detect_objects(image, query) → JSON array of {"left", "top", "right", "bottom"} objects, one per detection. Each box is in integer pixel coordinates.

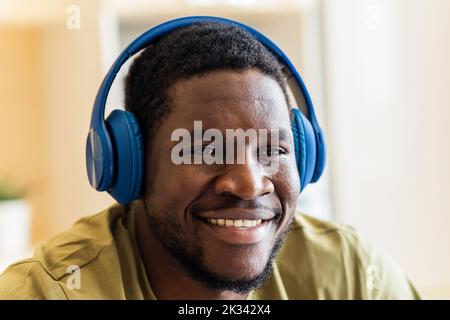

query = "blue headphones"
[{"left": 86, "top": 16, "right": 326, "bottom": 205}]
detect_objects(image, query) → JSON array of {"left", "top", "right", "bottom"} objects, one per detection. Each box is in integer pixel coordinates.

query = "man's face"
[{"left": 142, "top": 69, "right": 300, "bottom": 293}]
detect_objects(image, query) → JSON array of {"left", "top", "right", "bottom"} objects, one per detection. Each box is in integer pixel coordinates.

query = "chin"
[{"left": 208, "top": 250, "right": 270, "bottom": 281}]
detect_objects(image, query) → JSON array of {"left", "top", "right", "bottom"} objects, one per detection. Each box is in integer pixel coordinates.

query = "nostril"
[
  {"left": 219, "top": 191, "right": 234, "bottom": 197},
  {"left": 213, "top": 167, "right": 275, "bottom": 200}
]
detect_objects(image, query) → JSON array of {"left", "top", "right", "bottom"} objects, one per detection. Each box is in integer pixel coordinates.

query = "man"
[{"left": 0, "top": 22, "right": 420, "bottom": 299}]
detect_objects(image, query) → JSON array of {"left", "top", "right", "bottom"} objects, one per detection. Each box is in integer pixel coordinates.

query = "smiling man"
[{"left": 0, "top": 21, "right": 420, "bottom": 300}]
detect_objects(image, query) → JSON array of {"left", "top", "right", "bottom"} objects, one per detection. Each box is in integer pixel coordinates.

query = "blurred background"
[{"left": 0, "top": 0, "right": 449, "bottom": 298}]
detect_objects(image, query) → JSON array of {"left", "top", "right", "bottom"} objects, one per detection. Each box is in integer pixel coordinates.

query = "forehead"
[{"left": 167, "top": 69, "right": 291, "bottom": 131}]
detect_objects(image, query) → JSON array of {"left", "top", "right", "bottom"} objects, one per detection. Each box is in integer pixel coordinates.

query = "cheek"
[
  {"left": 273, "top": 158, "right": 301, "bottom": 209},
  {"left": 145, "top": 162, "right": 213, "bottom": 216}
]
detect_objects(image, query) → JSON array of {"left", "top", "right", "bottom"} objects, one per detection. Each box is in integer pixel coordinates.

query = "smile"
[
  {"left": 194, "top": 208, "right": 277, "bottom": 245},
  {"left": 205, "top": 218, "right": 263, "bottom": 228}
]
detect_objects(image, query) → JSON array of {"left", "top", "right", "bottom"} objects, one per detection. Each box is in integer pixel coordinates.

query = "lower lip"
[{"left": 196, "top": 218, "right": 274, "bottom": 245}]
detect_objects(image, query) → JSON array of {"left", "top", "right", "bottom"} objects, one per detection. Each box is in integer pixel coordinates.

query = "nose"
[{"left": 214, "top": 161, "right": 275, "bottom": 200}]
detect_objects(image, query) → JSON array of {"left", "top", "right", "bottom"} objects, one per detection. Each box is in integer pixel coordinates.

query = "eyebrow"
[
  {"left": 187, "top": 127, "right": 292, "bottom": 143},
  {"left": 188, "top": 128, "right": 291, "bottom": 141}
]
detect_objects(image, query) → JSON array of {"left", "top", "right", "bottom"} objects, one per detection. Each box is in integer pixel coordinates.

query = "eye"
[
  {"left": 190, "top": 144, "right": 215, "bottom": 156},
  {"left": 258, "top": 147, "right": 287, "bottom": 158}
]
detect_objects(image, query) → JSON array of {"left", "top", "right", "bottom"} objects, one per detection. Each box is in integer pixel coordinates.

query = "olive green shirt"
[{"left": 0, "top": 201, "right": 420, "bottom": 299}]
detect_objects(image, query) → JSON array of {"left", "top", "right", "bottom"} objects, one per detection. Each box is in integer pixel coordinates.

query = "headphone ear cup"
[
  {"left": 86, "top": 127, "right": 114, "bottom": 192},
  {"left": 291, "top": 109, "right": 317, "bottom": 191},
  {"left": 105, "top": 110, "right": 144, "bottom": 204}
]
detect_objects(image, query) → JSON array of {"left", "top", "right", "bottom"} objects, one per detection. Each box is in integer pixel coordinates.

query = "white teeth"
[
  {"left": 206, "top": 218, "right": 264, "bottom": 228},
  {"left": 243, "top": 219, "right": 252, "bottom": 227},
  {"left": 234, "top": 220, "right": 243, "bottom": 227}
]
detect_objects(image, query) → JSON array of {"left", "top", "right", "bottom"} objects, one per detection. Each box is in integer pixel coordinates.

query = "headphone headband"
[{"left": 91, "top": 16, "right": 321, "bottom": 132}]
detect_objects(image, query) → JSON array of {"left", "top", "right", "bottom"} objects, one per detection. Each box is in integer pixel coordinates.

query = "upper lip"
[{"left": 194, "top": 208, "right": 276, "bottom": 221}]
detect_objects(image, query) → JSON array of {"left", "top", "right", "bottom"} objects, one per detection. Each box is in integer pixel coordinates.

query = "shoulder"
[
  {"left": 275, "top": 211, "right": 420, "bottom": 299},
  {"left": 0, "top": 203, "right": 127, "bottom": 299},
  {"left": 0, "top": 259, "right": 67, "bottom": 299}
]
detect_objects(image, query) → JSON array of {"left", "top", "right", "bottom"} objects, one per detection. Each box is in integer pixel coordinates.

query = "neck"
[{"left": 135, "top": 207, "right": 247, "bottom": 300}]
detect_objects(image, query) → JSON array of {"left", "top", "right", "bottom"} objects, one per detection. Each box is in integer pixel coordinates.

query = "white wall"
[{"left": 322, "top": 0, "right": 450, "bottom": 298}]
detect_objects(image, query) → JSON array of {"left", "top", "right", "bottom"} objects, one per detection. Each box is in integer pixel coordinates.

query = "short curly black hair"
[{"left": 125, "top": 21, "right": 289, "bottom": 147}]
